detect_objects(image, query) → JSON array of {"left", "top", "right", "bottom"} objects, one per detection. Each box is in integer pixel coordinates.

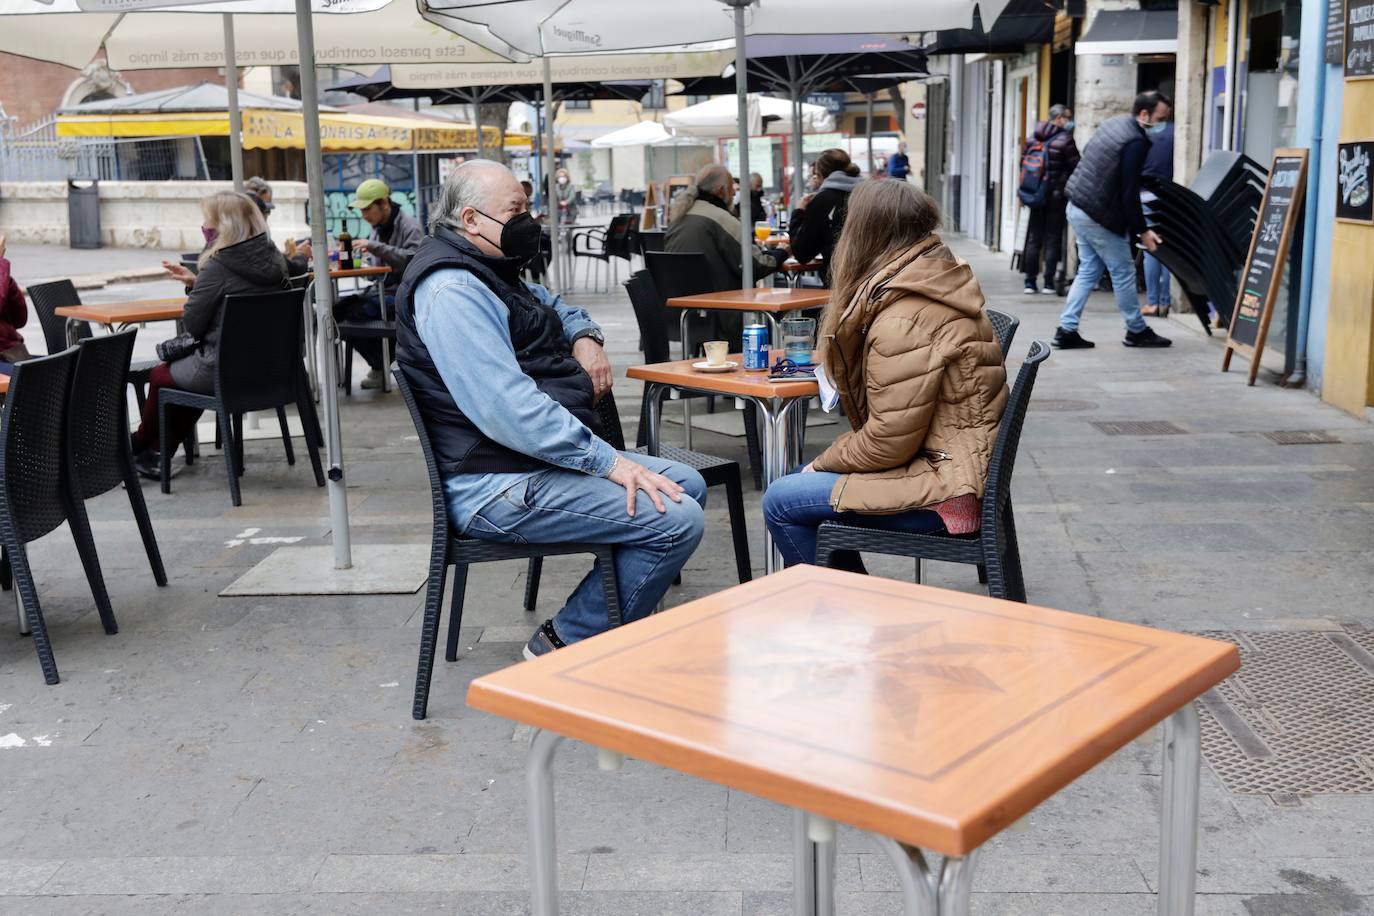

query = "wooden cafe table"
[
  {"left": 469, "top": 566, "right": 1240, "bottom": 916},
  {"left": 55, "top": 297, "right": 187, "bottom": 346},
  {"left": 627, "top": 352, "right": 816, "bottom": 573}
]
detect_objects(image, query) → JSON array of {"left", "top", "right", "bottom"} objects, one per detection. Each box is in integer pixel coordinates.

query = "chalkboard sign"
[
  {"left": 1223, "top": 149, "right": 1308, "bottom": 386},
  {"left": 1336, "top": 140, "right": 1374, "bottom": 223},
  {"left": 1330, "top": 0, "right": 1348, "bottom": 65},
  {"left": 1345, "top": 0, "right": 1374, "bottom": 79}
]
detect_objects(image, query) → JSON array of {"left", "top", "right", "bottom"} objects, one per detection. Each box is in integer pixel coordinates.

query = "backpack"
[{"left": 1018, "top": 139, "right": 1049, "bottom": 208}]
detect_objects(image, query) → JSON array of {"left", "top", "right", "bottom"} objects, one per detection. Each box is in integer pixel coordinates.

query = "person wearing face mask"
[
  {"left": 1054, "top": 91, "right": 1173, "bottom": 350},
  {"left": 552, "top": 167, "right": 578, "bottom": 225},
  {"left": 1021, "top": 104, "right": 1079, "bottom": 296},
  {"left": 141, "top": 192, "right": 289, "bottom": 478},
  {"left": 395, "top": 160, "right": 707, "bottom": 660}
]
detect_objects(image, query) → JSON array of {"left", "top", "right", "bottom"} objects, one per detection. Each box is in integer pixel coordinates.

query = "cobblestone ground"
[{"left": 0, "top": 236, "right": 1372, "bottom": 913}]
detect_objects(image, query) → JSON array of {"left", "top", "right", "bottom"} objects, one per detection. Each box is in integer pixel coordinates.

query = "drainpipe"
[
  {"left": 1288, "top": 0, "right": 1330, "bottom": 388},
  {"left": 1221, "top": 0, "right": 1239, "bottom": 151}
]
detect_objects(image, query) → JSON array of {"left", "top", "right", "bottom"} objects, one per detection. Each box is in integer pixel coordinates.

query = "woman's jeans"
[
  {"left": 762, "top": 469, "right": 944, "bottom": 569},
  {"left": 1143, "top": 252, "right": 1171, "bottom": 306}
]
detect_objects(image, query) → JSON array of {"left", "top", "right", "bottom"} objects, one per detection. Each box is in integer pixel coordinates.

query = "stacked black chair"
[
  {"left": 637, "top": 230, "right": 666, "bottom": 256},
  {"left": 814, "top": 341, "right": 1051, "bottom": 602},
  {"left": 393, "top": 369, "right": 622, "bottom": 720},
  {"left": 571, "top": 214, "right": 635, "bottom": 292},
  {"left": 26, "top": 280, "right": 159, "bottom": 412},
  {"left": 67, "top": 330, "right": 168, "bottom": 591},
  {"left": 157, "top": 290, "right": 325, "bottom": 507},
  {"left": 339, "top": 318, "right": 397, "bottom": 395},
  {"left": 1143, "top": 150, "right": 1268, "bottom": 332},
  {"left": 0, "top": 349, "right": 116, "bottom": 685}
]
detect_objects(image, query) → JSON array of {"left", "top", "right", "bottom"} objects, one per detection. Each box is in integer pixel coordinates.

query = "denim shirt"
[{"left": 413, "top": 268, "right": 619, "bottom": 533}]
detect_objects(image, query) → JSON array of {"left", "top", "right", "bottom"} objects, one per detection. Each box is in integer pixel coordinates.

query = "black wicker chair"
[
  {"left": 0, "top": 349, "right": 118, "bottom": 685},
  {"left": 814, "top": 341, "right": 1051, "bottom": 602},
  {"left": 985, "top": 307, "right": 1019, "bottom": 358},
  {"left": 393, "top": 369, "right": 622, "bottom": 720},
  {"left": 67, "top": 330, "right": 168, "bottom": 589},
  {"left": 157, "top": 290, "right": 325, "bottom": 506},
  {"left": 26, "top": 280, "right": 159, "bottom": 412},
  {"left": 339, "top": 318, "right": 397, "bottom": 394},
  {"left": 571, "top": 214, "right": 635, "bottom": 292}
]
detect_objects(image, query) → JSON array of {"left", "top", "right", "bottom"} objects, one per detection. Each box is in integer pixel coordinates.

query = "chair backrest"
[
  {"left": 638, "top": 230, "right": 666, "bottom": 255},
  {"left": 982, "top": 340, "right": 1050, "bottom": 529},
  {"left": 592, "top": 391, "right": 628, "bottom": 451},
  {"left": 25, "top": 280, "right": 90, "bottom": 354},
  {"left": 624, "top": 270, "right": 672, "bottom": 365},
  {"left": 984, "top": 307, "right": 1019, "bottom": 359},
  {"left": 645, "top": 251, "right": 717, "bottom": 301},
  {"left": 0, "top": 348, "right": 78, "bottom": 545},
  {"left": 602, "top": 214, "right": 635, "bottom": 260},
  {"left": 67, "top": 329, "right": 137, "bottom": 501},
  {"left": 214, "top": 290, "right": 306, "bottom": 413},
  {"left": 392, "top": 368, "right": 452, "bottom": 539}
]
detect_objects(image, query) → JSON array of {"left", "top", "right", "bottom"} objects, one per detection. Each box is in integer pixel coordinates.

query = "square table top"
[
  {"left": 665, "top": 288, "right": 831, "bottom": 312},
  {"left": 311, "top": 266, "right": 391, "bottom": 280},
  {"left": 54, "top": 298, "right": 187, "bottom": 325},
  {"left": 626, "top": 353, "right": 819, "bottom": 400},
  {"left": 468, "top": 566, "right": 1239, "bottom": 856}
]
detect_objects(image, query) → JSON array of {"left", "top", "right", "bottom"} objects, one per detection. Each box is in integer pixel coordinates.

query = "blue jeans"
[
  {"left": 1060, "top": 202, "right": 1148, "bottom": 334},
  {"left": 762, "top": 470, "right": 944, "bottom": 569},
  {"left": 465, "top": 454, "right": 707, "bottom": 644},
  {"left": 1143, "top": 252, "right": 1171, "bottom": 306}
]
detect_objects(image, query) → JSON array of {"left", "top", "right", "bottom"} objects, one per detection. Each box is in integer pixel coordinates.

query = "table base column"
[
  {"left": 757, "top": 397, "right": 802, "bottom": 574},
  {"left": 1159, "top": 703, "right": 1201, "bottom": 915},
  {"left": 527, "top": 729, "right": 565, "bottom": 916},
  {"left": 872, "top": 835, "right": 978, "bottom": 916}
]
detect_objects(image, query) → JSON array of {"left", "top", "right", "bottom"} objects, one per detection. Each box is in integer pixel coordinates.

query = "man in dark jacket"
[
  {"left": 1055, "top": 91, "right": 1172, "bottom": 350},
  {"left": 333, "top": 178, "right": 424, "bottom": 389},
  {"left": 1022, "top": 104, "right": 1079, "bottom": 295},
  {"left": 1140, "top": 116, "right": 1174, "bottom": 315}
]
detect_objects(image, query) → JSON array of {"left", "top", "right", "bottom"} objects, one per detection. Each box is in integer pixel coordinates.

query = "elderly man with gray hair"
[{"left": 394, "top": 160, "right": 707, "bottom": 659}]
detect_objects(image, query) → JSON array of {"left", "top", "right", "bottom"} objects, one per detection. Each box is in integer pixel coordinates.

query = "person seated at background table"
[
  {"left": 328, "top": 179, "right": 424, "bottom": 390},
  {"left": 788, "top": 148, "right": 863, "bottom": 284},
  {"left": 763, "top": 179, "right": 1009, "bottom": 571},
  {"left": 138, "top": 191, "right": 290, "bottom": 479},
  {"left": 244, "top": 175, "right": 310, "bottom": 275},
  {"left": 395, "top": 159, "right": 707, "bottom": 660},
  {"left": 0, "top": 232, "right": 32, "bottom": 373},
  {"left": 665, "top": 163, "right": 787, "bottom": 344}
]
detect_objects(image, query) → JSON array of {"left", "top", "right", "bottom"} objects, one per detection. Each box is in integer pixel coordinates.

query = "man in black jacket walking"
[
  {"left": 1055, "top": 91, "right": 1173, "bottom": 349},
  {"left": 1022, "top": 104, "right": 1079, "bottom": 296}
]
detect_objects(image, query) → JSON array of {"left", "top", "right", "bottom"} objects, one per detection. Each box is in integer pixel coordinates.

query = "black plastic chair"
[
  {"left": 637, "top": 229, "right": 666, "bottom": 256},
  {"left": 339, "top": 318, "right": 397, "bottom": 394},
  {"left": 985, "top": 307, "right": 1019, "bottom": 358},
  {"left": 67, "top": 330, "right": 167, "bottom": 590},
  {"left": 625, "top": 270, "right": 763, "bottom": 488},
  {"left": 157, "top": 290, "right": 325, "bottom": 506},
  {"left": 26, "top": 279, "right": 159, "bottom": 412},
  {"left": 814, "top": 341, "right": 1051, "bottom": 602},
  {"left": 393, "top": 368, "right": 622, "bottom": 720},
  {"left": 572, "top": 214, "right": 634, "bottom": 292},
  {"left": 0, "top": 349, "right": 117, "bottom": 685}
]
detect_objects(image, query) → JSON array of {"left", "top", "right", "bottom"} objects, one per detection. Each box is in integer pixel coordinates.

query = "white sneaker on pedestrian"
[{"left": 360, "top": 368, "right": 384, "bottom": 390}]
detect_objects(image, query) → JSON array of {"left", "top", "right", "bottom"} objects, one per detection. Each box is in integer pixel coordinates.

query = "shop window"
[{"left": 564, "top": 99, "right": 591, "bottom": 110}]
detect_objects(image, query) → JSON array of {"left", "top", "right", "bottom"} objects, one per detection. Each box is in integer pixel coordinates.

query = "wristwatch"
[{"left": 572, "top": 327, "right": 605, "bottom": 347}]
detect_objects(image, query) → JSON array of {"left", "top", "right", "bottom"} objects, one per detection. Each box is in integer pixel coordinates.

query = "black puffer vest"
[
  {"left": 1066, "top": 115, "right": 1148, "bottom": 236},
  {"left": 395, "top": 227, "right": 597, "bottom": 476}
]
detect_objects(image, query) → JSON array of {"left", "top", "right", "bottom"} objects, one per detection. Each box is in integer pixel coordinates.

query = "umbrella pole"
[
  {"left": 412, "top": 98, "right": 422, "bottom": 201},
  {"left": 865, "top": 93, "right": 874, "bottom": 177},
  {"left": 788, "top": 60, "right": 804, "bottom": 209},
  {"left": 543, "top": 57, "right": 560, "bottom": 292},
  {"left": 295, "top": 0, "right": 351, "bottom": 569},
  {"left": 474, "top": 101, "right": 485, "bottom": 158},
  {"left": 222, "top": 14, "right": 243, "bottom": 190},
  {"left": 728, "top": 0, "right": 752, "bottom": 288}
]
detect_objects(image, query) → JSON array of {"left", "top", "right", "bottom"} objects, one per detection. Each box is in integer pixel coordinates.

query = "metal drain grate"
[
  {"left": 1030, "top": 399, "right": 1099, "bottom": 412},
  {"left": 1192, "top": 628, "right": 1374, "bottom": 801},
  {"left": 1262, "top": 430, "right": 1341, "bottom": 445},
  {"left": 1090, "top": 420, "right": 1188, "bottom": 436}
]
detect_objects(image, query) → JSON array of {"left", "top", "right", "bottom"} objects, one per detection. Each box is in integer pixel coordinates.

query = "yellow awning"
[{"left": 56, "top": 108, "right": 530, "bottom": 152}]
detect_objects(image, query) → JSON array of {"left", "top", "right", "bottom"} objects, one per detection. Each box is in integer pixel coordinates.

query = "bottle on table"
[{"left": 337, "top": 225, "right": 353, "bottom": 271}]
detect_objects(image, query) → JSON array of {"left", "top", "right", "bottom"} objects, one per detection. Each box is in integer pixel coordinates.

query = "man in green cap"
[{"left": 333, "top": 178, "right": 424, "bottom": 389}]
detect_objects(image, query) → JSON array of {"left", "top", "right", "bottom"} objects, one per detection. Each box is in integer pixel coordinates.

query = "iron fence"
[{"left": 1, "top": 113, "right": 209, "bottom": 183}]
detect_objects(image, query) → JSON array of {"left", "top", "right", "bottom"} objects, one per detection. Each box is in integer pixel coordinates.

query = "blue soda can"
[{"left": 742, "top": 323, "right": 770, "bottom": 370}]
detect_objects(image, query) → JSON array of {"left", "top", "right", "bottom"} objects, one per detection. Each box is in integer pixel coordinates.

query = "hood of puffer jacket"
[
  {"left": 209, "top": 232, "right": 288, "bottom": 286},
  {"left": 818, "top": 172, "right": 863, "bottom": 194},
  {"left": 1032, "top": 120, "right": 1065, "bottom": 144}
]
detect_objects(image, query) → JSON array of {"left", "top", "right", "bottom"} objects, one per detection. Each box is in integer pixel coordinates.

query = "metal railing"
[{"left": 1, "top": 113, "right": 209, "bottom": 182}]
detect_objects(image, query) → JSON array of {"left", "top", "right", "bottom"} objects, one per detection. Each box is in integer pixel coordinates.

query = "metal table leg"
[
  {"left": 793, "top": 809, "right": 817, "bottom": 916},
  {"left": 872, "top": 834, "right": 979, "bottom": 916},
  {"left": 527, "top": 729, "right": 565, "bottom": 916},
  {"left": 1159, "top": 703, "right": 1201, "bottom": 916},
  {"left": 377, "top": 280, "right": 391, "bottom": 393},
  {"left": 754, "top": 395, "right": 801, "bottom": 574},
  {"left": 678, "top": 309, "right": 693, "bottom": 451},
  {"left": 303, "top": 280, "right": 319, "bottom": 397}
]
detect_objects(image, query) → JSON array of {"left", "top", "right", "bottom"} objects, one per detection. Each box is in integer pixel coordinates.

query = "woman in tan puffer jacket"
[{"left": 762, "top": 179, "right": 1009, "bottom": 569}]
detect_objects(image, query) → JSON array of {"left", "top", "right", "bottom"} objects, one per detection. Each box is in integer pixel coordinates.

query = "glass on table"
[
  {"left": 755, "top": 221, "right": 772, "bottom": 244},
  {"left": 782, "top": 316, "right": 816, "bottom": 365}
]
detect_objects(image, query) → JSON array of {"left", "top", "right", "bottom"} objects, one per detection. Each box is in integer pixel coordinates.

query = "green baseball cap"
[{"left": 349, "top": 178, "right": 390, "bottom": 209}]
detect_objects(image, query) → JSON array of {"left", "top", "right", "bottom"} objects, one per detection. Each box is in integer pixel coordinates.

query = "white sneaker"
[{"left": 360, "top": 368, "right": 384, "bottom": 390}]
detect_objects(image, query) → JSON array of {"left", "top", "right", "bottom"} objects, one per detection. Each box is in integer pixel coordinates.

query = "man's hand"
[
  {"left": 296, "top": 240, "right": 313, "bottom": 261},
  {"left": 573, "top": 336, "right": 612, "bottom": 402},
  {"left": 607, "top": 455, "right": 685, "bottom": 517},
  {"left": 161, "top": 260, "right": 195, "bottom": 286},
  {"left": 800, "top": 462, "right": 815, "bottom": 473},
  {"left": 1140, "top": 229, "right": 1162, "bottom": 253},
  {"left": 351, "top": 238, "right": 370, "bottom": 253}
]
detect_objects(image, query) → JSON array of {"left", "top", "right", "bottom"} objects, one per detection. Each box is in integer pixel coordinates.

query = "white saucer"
[{"left": 692, "top": 360, "right": 738, "bottom": 373}]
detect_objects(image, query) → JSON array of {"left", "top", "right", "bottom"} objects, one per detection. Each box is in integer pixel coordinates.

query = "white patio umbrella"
[
  {"left": 662, "top": 93, "right": 832, "bottom": 138},
  {"left": 419, "top": 0, "right": 1002, "bottom": 287},
  {"left": 591, "top": 120, "right": 677, "bottom": 148}
]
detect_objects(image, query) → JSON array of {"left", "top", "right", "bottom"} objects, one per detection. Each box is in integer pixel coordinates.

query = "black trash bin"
[{"left": 67, "top": 179, "right": 102, "bottom": 250}]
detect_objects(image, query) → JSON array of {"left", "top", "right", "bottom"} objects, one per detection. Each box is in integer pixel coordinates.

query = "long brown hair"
[
  {"left": 820, "top": 179, "right": 943, "bottom": 354},
  {"left": 199, "top": 190, "right": 266, "bottom": 269}
]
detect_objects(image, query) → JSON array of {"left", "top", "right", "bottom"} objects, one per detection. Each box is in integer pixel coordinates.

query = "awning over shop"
[
  {"left": 1075, "top": 9, "right": 1177, "bottom": 56},
  {"left": 912, "top": 0, "right": 1054, "bottom": 55}
]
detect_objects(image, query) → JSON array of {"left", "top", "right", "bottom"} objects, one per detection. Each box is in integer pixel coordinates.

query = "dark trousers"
[
  {"left": 132, "top": 362, "right": 202, "bottom": 454},
  {"left": 1023, "top": 200, "right": 1067, "bottom": 286},
  {"left": 334, "top": 287, "right": 396, "bottom": 371}
]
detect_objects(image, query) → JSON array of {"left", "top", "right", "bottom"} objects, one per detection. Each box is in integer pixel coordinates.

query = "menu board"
[
  {"left": 1336, "top": 140, "right": 1374, "bottom": 223},
  {"left": 1330, "top": 0, "right": 1348, "bottom": 65},
  {"left": 1223, "top": 150, "right": 1309, "bottom": 386},
  {"left": 1346, "top": 0, "right": 1374, "bottom": 79}
]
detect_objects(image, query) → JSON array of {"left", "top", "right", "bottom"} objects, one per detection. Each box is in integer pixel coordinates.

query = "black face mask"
[{"left": 473, "top": 208, "right": 542, "bottom": 264}]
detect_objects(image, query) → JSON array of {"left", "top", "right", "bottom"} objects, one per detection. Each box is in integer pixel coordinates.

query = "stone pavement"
[{"left": 1, "top": 236, "right": 1372, "bottom": 914}]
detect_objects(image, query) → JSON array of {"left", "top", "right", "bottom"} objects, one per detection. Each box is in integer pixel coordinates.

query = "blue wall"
[{"left": 1303, "top": 66, "right": 1343, "bottom": 391}]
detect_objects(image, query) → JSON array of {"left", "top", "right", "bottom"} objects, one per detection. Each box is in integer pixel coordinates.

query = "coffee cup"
[{"left": 703, "top": 340, "right": 729, "bottom": 367}]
